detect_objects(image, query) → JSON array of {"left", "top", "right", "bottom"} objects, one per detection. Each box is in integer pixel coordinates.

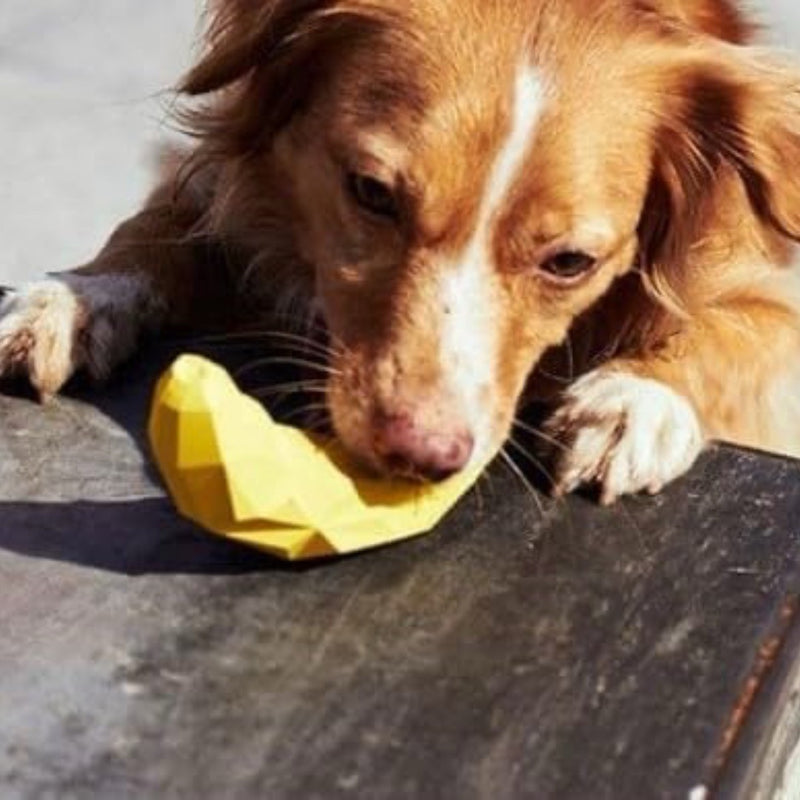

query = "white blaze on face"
[{"left": 439, "top": 65, "right": 547, "bottom": 462}]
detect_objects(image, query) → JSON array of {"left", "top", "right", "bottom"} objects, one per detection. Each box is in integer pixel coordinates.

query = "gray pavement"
[{"left": 1, "top": 1, "right": 198, "bottom": 284}]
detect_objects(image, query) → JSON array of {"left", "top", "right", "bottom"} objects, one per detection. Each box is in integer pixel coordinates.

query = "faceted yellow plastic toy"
[{"left": 148, "top": 355, "right": 484, "bottom": 560}]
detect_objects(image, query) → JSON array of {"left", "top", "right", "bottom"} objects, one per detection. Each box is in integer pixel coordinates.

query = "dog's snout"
[{"left": 374, "top": 412, "right": 475, "bottom": 480}]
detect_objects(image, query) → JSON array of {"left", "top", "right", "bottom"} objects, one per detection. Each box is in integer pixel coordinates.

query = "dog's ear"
[
  {"left": 633, "top": 0, "right": 755, "bottom": 44},
  {"left": 179, "top": 0, "right": 394, "bottom": 150},
  {"left": 638, "top": 43, "right": 800, "bottom": 301},
  {"left": 727, "top": 56, "right": 800, "bottom": 241},
  {"left": 182, "top": 0, "right": 376, "bottom": 96}
]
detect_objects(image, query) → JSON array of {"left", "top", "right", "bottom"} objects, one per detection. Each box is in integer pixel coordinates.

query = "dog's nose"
[{"left": 374, "top": 412, "right": 475, "bottom": 480}]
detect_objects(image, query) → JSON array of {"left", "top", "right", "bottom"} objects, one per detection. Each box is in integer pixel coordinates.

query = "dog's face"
[
  {"left": 272, "top": 4, "right": 663, "bottom": 477},
  {"left": 184, "top": 0, "right": 800, "bottom": 478}
]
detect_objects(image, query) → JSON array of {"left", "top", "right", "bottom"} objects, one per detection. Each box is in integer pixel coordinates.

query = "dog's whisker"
[
  {"left": 251, "top": 339, "right": 336, "bottom": 362},
  {"left": 480, "top": 468, "right": 498, "bottom": 500},
  {"left": 235, "top": 356, "right": 341, "bottom": 377},
  {"left": 303, "top": 415, "right": 334, "bottom": 435},
  {"left": 258, "top": 330, "right": 341, "bottom": 357},
  {"left": 267, "top": 311, "right": 330, "bottom": 339},
  {"left": 190, "top": 339, "right": 334, "bottom": 363},
  {"left": 237, "top": 329, "right": 339, "bottom": 357},
  {"left": 512, "top": 417, "right": 569, "bottom": 454},
  {"left": 499, "top": 448, "right": 544, "bottom": 517},
  {"left": 278, "top": 402, "right": 331, "bottom": 425},
  {"left": 506, "top": 434, "right": 558, "bottom": 489},
  {"left": 534, "top": 366, "right": 573, "bottom": 385},
  {"left": 192, "top": 329, "right": 339, "bottom": 360},
  {"left": 250, "top": 382, "right": 328, "bottom": 399}
]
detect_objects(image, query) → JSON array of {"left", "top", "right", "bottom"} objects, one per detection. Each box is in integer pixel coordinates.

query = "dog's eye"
[
  {"left": 540, "top": 250, "right": 597, "bottom": 280},
  {"left": 346, "top": 172, "right": 398, "bottom": 219}
]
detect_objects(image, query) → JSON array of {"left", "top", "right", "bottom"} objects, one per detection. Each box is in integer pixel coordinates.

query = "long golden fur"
[{"left": 2, "top": 0, "right": 799, "bottom": 499}]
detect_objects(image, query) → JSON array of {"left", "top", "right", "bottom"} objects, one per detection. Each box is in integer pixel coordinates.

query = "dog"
[{"left": 2, "top": 0, "right": 800, "bottom": 504}]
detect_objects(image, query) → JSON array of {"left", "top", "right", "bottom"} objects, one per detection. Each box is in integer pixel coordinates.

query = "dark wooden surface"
[{"left": 1, "top": 342, "right": 799, "bottom": 799}]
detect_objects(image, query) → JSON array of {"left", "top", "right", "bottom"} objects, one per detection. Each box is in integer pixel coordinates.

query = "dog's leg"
[
  {"left": 546, "top": 290, "right": 800, "bottom": 503},
  {"left": 0, "top": 179, "right": 235, "bottom": 399}
]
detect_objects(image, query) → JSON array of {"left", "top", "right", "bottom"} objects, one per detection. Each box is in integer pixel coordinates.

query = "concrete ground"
[
  {"left": 1, "top": 0, "right": 198, "bottom": 284},
  {"left": 2, "top": 3, "right": 800, "bottom": 799}
]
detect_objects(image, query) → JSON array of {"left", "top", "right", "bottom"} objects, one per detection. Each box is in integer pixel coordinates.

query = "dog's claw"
[{"left": 600, "top": 487, "right": 618, "bottom": 506}]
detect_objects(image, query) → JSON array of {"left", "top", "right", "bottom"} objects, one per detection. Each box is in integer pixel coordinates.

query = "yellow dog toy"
[{"left": 148, "top": 355, "right": 484, "bottom": 560}]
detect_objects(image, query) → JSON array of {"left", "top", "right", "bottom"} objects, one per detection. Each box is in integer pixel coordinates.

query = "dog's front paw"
[
  {"left": 0, "top": 275, "right": 151, "bottom": 400},
  {"left": 0, "top": 280, "right": 88, "bottom": 399},
  {"left": 546, "top": 370, "right": 705, "bottom": 504}
]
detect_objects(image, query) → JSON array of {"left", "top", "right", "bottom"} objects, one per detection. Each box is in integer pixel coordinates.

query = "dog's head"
[{"left": 182, "top": 0, "right": 800, "bottom": 479}]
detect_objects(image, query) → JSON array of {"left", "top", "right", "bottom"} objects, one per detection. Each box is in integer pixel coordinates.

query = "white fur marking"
[
  {"left": 480, "top": 67, "right": 547, "bottom": 230},
  {"left": 440, "top": 66, "right": 547, "bottom": 463},
  {"left": 551, "top": 371, "right": 705, "bottom": 503}
]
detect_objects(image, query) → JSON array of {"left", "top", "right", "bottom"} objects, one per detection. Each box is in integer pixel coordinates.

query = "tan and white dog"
[{"left": 2, "top": 0, "right": 800, "bottom": 502}]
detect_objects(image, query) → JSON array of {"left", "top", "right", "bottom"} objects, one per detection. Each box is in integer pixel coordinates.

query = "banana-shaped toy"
[{"left": 148, "top": 355, "right": 483, "bottom": 560}]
